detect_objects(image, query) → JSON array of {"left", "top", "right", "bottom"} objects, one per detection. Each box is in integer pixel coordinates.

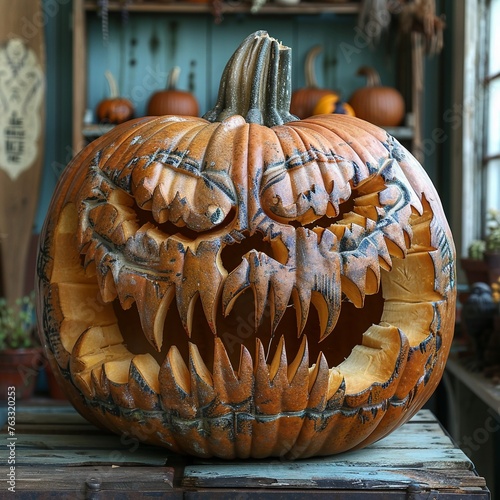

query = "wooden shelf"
[
  {"left": 446, "top": 355, "right": 500, "bottom": 416},
  {"left": 83, "top": 1, "right": 361, "bottom": 15},
  {"left": 83, "top": 122, "right": 413, "bottom": 142}
]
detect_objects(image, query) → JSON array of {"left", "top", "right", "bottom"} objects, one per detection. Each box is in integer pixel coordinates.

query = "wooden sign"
[{"left": 0, "top": 0, "right": 45, "bottom": 303}]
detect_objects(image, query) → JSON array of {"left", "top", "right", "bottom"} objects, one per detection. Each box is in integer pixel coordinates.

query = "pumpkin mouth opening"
[{"left": 53, "top": 191, "right": 443, "bottom": 417}]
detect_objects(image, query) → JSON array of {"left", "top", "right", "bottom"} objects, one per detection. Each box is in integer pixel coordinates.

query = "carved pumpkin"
[
  {"left": 147, "top": 66, "right": 199, "bottom": 117},
  {"left": 313, "top": 94, "right": 356, "bottom": 116},
  {"left": 348, "top": 66, "right": 405, "bottom": 127},
  {"left": 37, "top": 31, "right": 455, "bottom": 460},
  {"left": 290, "top": 45, "right": 336, "bottom": 119},
  {"left": 96, "top": 70, "right": 134, "bottom": 125}
]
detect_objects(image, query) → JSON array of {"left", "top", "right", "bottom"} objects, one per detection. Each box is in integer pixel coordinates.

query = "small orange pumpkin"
[
  {"left": 37, "top": 31, "right": 455, "bottom": 460},
  {"left": 290, "top": 45, "right": 336, "bottom": 119},
  {"left": 147, "top": 66, "right": 199, "bottom": 117},
  {"left": 96, "top": 70, "right": 134, "bottom": 125},
  {"left": 313, "top": 94, "right": 355, "bottom": 116},
  {"left": 348, "top": 66, "right": 405, "bottom": 127}
]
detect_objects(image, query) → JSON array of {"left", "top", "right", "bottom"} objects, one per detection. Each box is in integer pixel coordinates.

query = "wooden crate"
[{"left": 0, "top": 402, "right": 489, "bottom": 498}]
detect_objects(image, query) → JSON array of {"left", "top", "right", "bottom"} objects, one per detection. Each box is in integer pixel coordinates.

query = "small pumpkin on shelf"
[
  {"left": 348, "top": 66, "right": 405, "bottom": 127},
  {"left": 147, "top": 66, "right": 199, "bottom": 117},
  {"left": 290, "top": 45, "right": 336, "bottom": 119},
  {"left": 313, "top": 93, "right": 355, "bottom": 117},
  {"left": 96, "top": 70, "right": 134, "bottom": 125}
]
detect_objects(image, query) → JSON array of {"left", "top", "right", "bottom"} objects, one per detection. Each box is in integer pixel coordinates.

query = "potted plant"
[
  {"left": 461, "top": 209, "right": 500, "bottom": 287},
  {"left": 484, "top": 209, "right": 500, "bottom": 267},
  {"left": 0, "top": 292, "right": 42, "bottom": 400}
]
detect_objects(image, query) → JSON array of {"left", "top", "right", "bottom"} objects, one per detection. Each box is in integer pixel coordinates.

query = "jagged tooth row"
[
  {"left": 222, "top": 250, "right": 295, "bottom": 335},
  {"left": 70, "top": 322, "right": 410, "bottom": 459}
]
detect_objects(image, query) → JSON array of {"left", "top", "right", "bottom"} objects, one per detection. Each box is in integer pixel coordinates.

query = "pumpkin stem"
[
  {"left": 203, "top": 31, "right": 297, "bottom": 127},
  {"left": 104, "top": 70, "right": 119, "bottom": 98},
  {"left": 304, "top": 45, "right": 322, "bottom": 88},
  {"left": 357, "top": 66, "right": 381, "bottom": 87},
  {"left": 167, "top": 66, "right": 181, "bottom": 91}
]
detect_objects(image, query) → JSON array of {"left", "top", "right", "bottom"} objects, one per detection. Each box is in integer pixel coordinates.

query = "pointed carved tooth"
[
  {"left": 188, "top": 342, "right": 224, "bottom": 417},
  {"left": 307, "top": 352, "right": 329, "bottom": 410},
  {"left": 371, "top": 231, "right": 392, "bottom": 270},
  {"left": 128, "top": 354, "right": 161, "bottom": 410},
  {"left": 254, "top": 338, "right": 283, "bottom": 416},
  {"left": 238, "top": 343, "right": 254, "bottom": 382},
  {"left": 91, "top": 366, "right": 110, "bottom": 400},
  {"left": 159, "top": 345, "right": 196, "bottom": 419},
  {"left": 104, "top": 359, "right": 135, "bottom": 408},
  {"left": 113, "top": 269, "right": 136, "bottom": 310},
  {"left": 340, "top": 241, "right": 380, "bottom": 307},
  {"left": 213, "top": 338, "right": 240, "bottom": 402},
  {"left": 248, "top": 251, "right": 270, "bottom": 330},
  {"left": 178, "top": 240, "right": 225, "bottom": 335},
  {"left": 381, "top": 219, "right": 409, "bottom": 258},
  {"left": 222, "top": 258, "right": 251, "bottom": 317},
  {"left": 137, "top": 280, "right": 174, "bottom": 351},
  {"left": 312, "top": 289, "right": 341, "bottom": 342},
  {"left": 189, "top": 342, "right": 213, "bottom": 388},
  {"left": 268, "top": 280, "right": 293, "bottom": 334},
  {"left": 175, "top": 289, "right": 198, "bottom": 337},
  {"left": 326, "top": 370, "right": 345, "bottom": 410},
  {"left": 152, "top": 184, "right": 170, "bottom": 223},
  {"left": 292, "top": 287, "right": 311, "bottom": 337},
  {"left": 287, "top": 335, "right": 309, "bottom": 386},
  {"left": 269, "top": 336, "right": 287, "bottom": 382}
]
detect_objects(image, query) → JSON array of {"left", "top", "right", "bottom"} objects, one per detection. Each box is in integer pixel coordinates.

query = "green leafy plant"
[
  {"left": 466, "top": 209, "right": 500, "bottom": 259},
  {"left": 0, "top": 292, "right": 38, "bottom": 351},
  {"left": 485, "top": 209, "right": 500, "bottom": 253},
  {"left": 468, "top": 239, "right": 486, "bottom": 260}
]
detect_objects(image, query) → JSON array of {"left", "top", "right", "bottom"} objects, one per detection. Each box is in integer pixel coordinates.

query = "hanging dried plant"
[{"left": 398, "top": 0, "right": 445, "bottom": 55}]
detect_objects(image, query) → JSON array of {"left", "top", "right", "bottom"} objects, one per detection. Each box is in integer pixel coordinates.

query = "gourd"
[
  {"left": 147, "top": 66, "right": 199, "bottom": 117},
  {"left": 313, "top": 94, "right": 355, "bottom": 116},
  {"left": 348, "top": 66, "right": 405, "bottom": 127},
  {"left": 290, "top": 45, "right": 336, "bottom": 119},
  {"left": 96, "top": 70, "right": 134, "bottom": 124},
  {"left": 37, "top": 31, "right": 456, "bottom": 460}
]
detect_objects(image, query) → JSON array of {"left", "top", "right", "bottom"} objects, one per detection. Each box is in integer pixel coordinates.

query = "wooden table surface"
[{"left": 0, "top": 402, "right": 490, "bottom": 499}]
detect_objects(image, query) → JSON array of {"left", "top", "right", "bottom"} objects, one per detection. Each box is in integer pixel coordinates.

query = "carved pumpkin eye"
[{"left": 37, "top": 31, "right": 455, "bottom": 460}]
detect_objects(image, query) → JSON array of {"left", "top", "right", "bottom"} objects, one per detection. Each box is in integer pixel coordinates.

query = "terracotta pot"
[
  {"left": 461, "top": 257, "right": 500, "bottom": 287},
  {"left": 484, "top": 251, "right": 500, "bottom": 270},
  {"left": 0, "top": 348, "right": 43, "bottom": 400},
  {"left": 461, "top": 258, "right": 489, "bottom": 287}
]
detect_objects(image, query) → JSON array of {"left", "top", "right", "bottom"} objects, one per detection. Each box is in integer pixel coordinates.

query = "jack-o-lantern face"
[{"left": 37, "top": 31, "right": 455, "bottom": 459}]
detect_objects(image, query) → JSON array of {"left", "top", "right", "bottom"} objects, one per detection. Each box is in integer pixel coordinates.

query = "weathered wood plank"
[
  {"left": 0, "top": 465, "right": 176, "bottom": 492},
  {"left": 9, "top": 446, "right": 169, "bottom": 467},
  {"left": 183, "top": 458, "right": 478, "bottom": 490},
  {"left": 407, "top": 409, "right": 436, "bottom": 422}
]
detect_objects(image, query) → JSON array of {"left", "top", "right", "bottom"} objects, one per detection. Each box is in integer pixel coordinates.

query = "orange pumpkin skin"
[
  {"left": 349, "top": 66, "right": 405, "bottom": 127},
  {"left": 37, "top": 32, "right": 455, "bottom": 460},
  {"left": 96, "top": 98, "right": 134, "bottom": 124},
  {"left": 147, "top": 90, "right": 199, "bottom": 117},
  {"left": 147, "top": 66, "right": 199, "bottom": 117}
]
